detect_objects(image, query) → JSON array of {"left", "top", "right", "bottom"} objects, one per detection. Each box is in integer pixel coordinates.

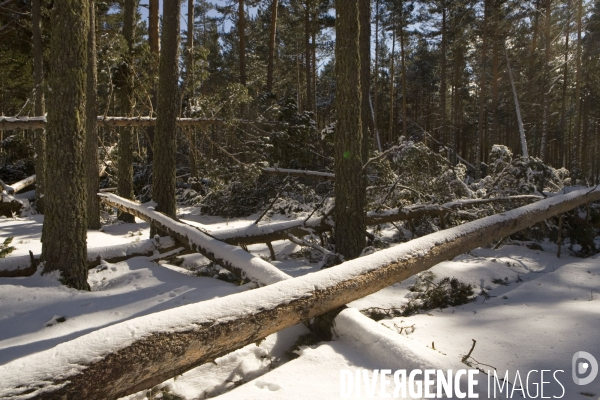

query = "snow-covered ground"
[{"left": 0, "top": 210, "right": 599, "bottom": 399}]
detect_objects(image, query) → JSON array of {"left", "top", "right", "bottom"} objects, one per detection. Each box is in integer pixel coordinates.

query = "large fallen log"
[
  {"left": 0, "top": 237, "right": 176, "bottom": 278},
  {"left": 205, "top": 195, "right": 543, "bottom": 246},
  {"left": 98, "top": 193, "right": 290, "bottom": 285},
  {"left": 0, "top": 116, "right": 278, "bottom": 130},
  {"left": 1, "top": 187, "right": 598, "bottom": 399}
]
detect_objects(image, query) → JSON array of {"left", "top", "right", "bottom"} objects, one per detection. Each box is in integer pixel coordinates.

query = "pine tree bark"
[
  {"left": 152, "top": 0, "right": 180, "bottom": 219},
  {"left": 389, "top": 27, "right": 395, "bottom": 144},
  {"left": 334, "top": 0, "right": 365, "bottom": 260},
  {"left": 573, "top": 0, "right": 583, "bottom": 170},
  {"left": 305, "top": 3, "right": 313, "bottom": 112},
  {"left": 373, "top": 0, "right": 380, "bottom": 147},
  {"left": 147, "top": 0, "right": 159, "bottom": 162},
  {"left": 149, "top": 0, "right": 159, "bottom": 54},
  {"left": 476, "top": 0, "right": 488, "bottom": 177},
  {"left": 359, "top": 0, "right": 371, "bottom": 163},
  {"left": 399, "top": 10, "right": 407, "bottom": 141},
  {"left": 440, "top": 6, "right": 447, "bottom": 146},
  {"left": 559, "top": 0, "right": 570, "bottom": 168},
  {"left": 238, "top": 0, "right": 246, "bottom": 86},
  {"left": 42, "top": 0, "right": 90, "bottom": 290},
  {"left": 117, "top": 0, "right": 137, "bottom": 223},
  {"left": 266, "top": 0, "right": 278, "bottom": 97},
  {"left": 540, "top": 0, "right": 552, "bottom": 162},
  {"left": 32, "top": 0, "right": 45, "bottom": 213},
  {"left": 86, "top": 0, "right": 100, "bottom": 230}
]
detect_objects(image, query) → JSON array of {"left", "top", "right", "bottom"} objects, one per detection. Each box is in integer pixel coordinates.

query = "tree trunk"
[
  {"left": 476, "top": 0, "right": 488, "bottom": 176},
  {"left": 540, "top": 0, "right": 552, "bottom": 162},
  {"left": 152, "top": 0, "right": 180, "bottom": 219},
  {"left": 440, "top": 7, "right": 447, "bottom": 146},
  {"left": 304, "top": 3, "right": 313, "bottom": 112},
  {"left": 506, "top": 47, "right": 529, "bottom": 159},
  {"left": 373, "top": 0, "right": 380, "bottom": 147},
  {"left": 147, "top": 0, "right": 159, "bottom": 162},
  {"left": 238, "top": 0, "right": 246, "bottom": 86},
  {"left": 359, "top": 0, "right": 371, "bottom": 163},
  {"left": 572, "top": 0, "right": 582, "bottom": 170},
  {"left": 32, "top": 0, "right": 45, "bottom": 213},
  {"left": 41, "top": 0, "right": 90, "bottom": 290},
  {"left": 149, "top": 0, "right": 159, "bottom": 54},
  {"left": 185, "top": 0, "right": 197, "bottom": 179},
  {"left": 334, "top": 0, "right": 365, "bottom": 260},
  {"left": 559, "top": 0, "right": 570, "bottom": 168},
  {"left": 399, "top": 11, "right": 407, "bottom": 140},
  {"left": 117, "top": 0, "right": 137, "bottom": 223},
  {"left": 186, "top": 0, "right": 194, "bottom": 100},
  {"left": 389, "top": 27, "right": 395, "bottom": 144},
  {"left": 266, "top": 0, "right": 278, "bottom": 97},
  {"left": 491, "top": 25, "right": 499, "bottom": 152},
  {"left": 86, "top": 0, "right": 100, "bottom": 230}
]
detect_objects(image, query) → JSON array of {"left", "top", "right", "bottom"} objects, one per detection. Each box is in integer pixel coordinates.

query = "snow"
[
  {"left": 100, "top": 193, "right": 292, "bottom": 285},
  {"left": 0, "top": 188, "right": 599, "bottom": 399}
]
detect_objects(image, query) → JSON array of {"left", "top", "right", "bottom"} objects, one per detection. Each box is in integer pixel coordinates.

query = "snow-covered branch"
[{"left": 99, "top": 193, "right": 290, "bottom": 285}]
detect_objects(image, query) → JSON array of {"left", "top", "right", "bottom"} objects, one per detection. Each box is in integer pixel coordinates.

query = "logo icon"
[{"left": 572, "top": 351, "right": 598, "bottom": 385}]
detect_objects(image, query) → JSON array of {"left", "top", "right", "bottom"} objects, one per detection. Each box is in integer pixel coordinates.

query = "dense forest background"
[{"left": 3, "top": 0, "right": 600, "bottom": 180}]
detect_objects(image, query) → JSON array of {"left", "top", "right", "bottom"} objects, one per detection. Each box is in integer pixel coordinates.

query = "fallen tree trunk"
[
  {"left": 98, "top": 193, "right": 291, "bottom": 285},
  {"left": 2, "top": 187, "right": 598, "bottom": 399},
  {"left": 0, "top": 236, "right": 176, "bottom": 278},
  {"left": 0, "top": 116, "right": 279, "bottom": 130},
  {"left": 206, "top": 195, "right": 542, "bottom": 246},
  {"left": 261, "top": 167, "right": 335, "bottom": 181},
  {"left": 3, "top": 174, "right": 36, "bottom": 194}
]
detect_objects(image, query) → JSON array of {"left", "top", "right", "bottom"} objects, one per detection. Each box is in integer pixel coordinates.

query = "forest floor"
[{"left": 0, "top": 206, "right": 599, "bottom": 399}]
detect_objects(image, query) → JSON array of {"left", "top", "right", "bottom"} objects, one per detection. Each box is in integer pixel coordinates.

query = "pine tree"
[
  {"left": 334, "top": 0, "right": 366, "bottom": 260},
  {"left": 42, "top": 0, "right": 90, "bottom": 290},
  {"left": 152, "top": 0, "right": 180, "bottom": 219}
]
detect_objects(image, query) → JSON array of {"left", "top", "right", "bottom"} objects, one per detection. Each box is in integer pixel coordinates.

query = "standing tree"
[
  {"left": 266, "top": 0, "right": 279, "bottom": 99},
  {"left": 152, "top": 0, "right": 180, "bottom": 219},
  {"left": 117, "top": 0, "right": 137, "bottom": 223},
  {"left": 238, "top": 0, "right": 247, "bottom": 85},
  {"left": 359, "top": 0, "right": 371, "bottom": 162},
  {"left": 86, "top": 0, "right": 100, "bottom": 229},
  {"left": 334, "top": 0, "right": 366, "bottom": 260},
  {"left": 42, "top": 0, "right": 90, "bottom": 290},
  {"left": 32, "top": 0, "right": 45, "bottom": 213}
]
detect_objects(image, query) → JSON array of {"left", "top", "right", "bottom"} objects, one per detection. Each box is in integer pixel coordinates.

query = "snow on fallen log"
[
  {"left": 209, "top": 195, "right": 543, "bottom": 246},
  {"left": 4, "top": 175, "right": 36, "bottom": 194},
  {"left": 261, "top": 167, "right": 335, "bottom": 180},
  {"left": 98, "top": 193, "right": 291, "bottom": 285},
  {"left": 0, "top": 236, "right": 176, "bottom": 278},
  {"left": 1, "top": 187, "right": 598, "bottom": 399}
]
